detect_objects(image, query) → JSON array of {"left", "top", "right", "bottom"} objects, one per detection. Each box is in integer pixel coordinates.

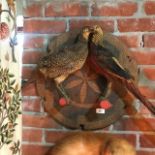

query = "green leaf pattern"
[{"left": 0, "top": 68, "right": 21, "bottom": 153}]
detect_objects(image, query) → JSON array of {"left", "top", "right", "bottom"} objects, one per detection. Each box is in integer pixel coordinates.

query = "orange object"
[
  {"left": 100, "top": 100, "right": 112, "bottom": 109},
  {"left": 59, "top": 97, "right": 68, "bottom": 106}
]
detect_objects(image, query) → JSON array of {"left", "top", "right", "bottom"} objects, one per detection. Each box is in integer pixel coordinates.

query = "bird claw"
[{"left": 56, "top": 83, "right": 71, "bottom": 104}]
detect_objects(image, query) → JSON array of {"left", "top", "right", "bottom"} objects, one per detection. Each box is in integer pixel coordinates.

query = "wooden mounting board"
[{"left": 36, "top": 29, "right": 138, "bottom": 130}]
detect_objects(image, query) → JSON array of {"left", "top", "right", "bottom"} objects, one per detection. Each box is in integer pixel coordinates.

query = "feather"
[{"left": 89, "top": 25, "right": 155, "bottom": 114}]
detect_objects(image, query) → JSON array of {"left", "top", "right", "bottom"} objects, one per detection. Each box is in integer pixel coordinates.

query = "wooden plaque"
[{"left": 36, "top": 29, "right": 138, "bottom": 130}]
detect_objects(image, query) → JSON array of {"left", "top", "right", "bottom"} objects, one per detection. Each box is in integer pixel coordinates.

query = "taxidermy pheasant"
[
  {"left": 88, "top": 25, "right": 155, "bottom": 114},
  {"left": 38, "top": 27, "right": 91, "bottom": 101}
]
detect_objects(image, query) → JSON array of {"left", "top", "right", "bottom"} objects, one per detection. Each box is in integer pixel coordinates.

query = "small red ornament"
[
  {"left": 59, "top": 97, "right": 68, "bottom": 106},
  {"left": 0, "top": 22, "right": 10, "bottom": 40},
  {"left": 100, "top": 100, "right": 112, "bottom": 110}
]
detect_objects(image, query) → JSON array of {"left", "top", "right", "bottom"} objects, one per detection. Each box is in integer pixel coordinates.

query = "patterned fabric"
[{"left": 0, "top": 0, "right": 22, "bottom": 154}]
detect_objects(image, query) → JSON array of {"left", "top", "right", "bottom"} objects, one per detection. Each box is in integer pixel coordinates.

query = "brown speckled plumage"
[
  {"left": 38, "top": 42, "right": 87, "bottom": 82},
  {"left": 37, "top": 27, "right": 91, "bottom": 98}
]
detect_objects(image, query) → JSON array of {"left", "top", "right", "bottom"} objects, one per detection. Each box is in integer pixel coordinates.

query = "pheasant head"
[
  {"left": 81, "top": 26, "right": 94, "bottom": 41},
  {"left": 92, "top": 25, "right": 104, "bottom": 45}
]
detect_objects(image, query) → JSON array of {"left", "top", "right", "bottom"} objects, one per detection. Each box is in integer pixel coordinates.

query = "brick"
[
  {"left": 70, "top": 20, "right": 114, "bottom": 32},
  {"left": 45, "top": 132, "right": 136, "bottom": 146},
  {"left": 23, "top": 129, "right": 42, "bottom": 142},
  {"left": 22, "top": 144, "right": 50, "bottom": 155},
  {"left": 118, "top": 35, "right": 140, "bottom": 48},
  {"left": 118, "top": 18, "right": 155, "bottom": 32},
  {"left": 24, "top": 20, "right": 66, "bottom": 34},
  {"left": 137, "top": 150, "right": 155, "bottom": 155},
  {"left": 144, "top": 35, "right": 155, "bottom": 48},
  {"left": 140, "top": 134, "right": 155, "bottom": 148},
  {"left": 22, "top": 67, "right": 34, "bottom": 79},
  {"left": 24, "top": 36, "right": 44, "bottom": 49},
  {"left": 143, "top": 68, "right": 155, "bottom": 81},
  {"left": 92, "top": 2, "right": 137, "bottom": 16},
  {"left": 23, "top": 114, "right": 61, "bottom": 128},
  {"left": 113, "top": 117, "right": 155, "bottom": 131},
  {"left": 45, "top": 131, "right": 71, "bottom": 143},
  {"left": 22, "top": 83, "right": 38, "bottom": 96},
  {"left": 45, "top": 2, "right": 88, "bottom": 17},
  {"left": 22, "top": 98, "right": 41, "bottom": 112},
  {"left": 24, "top": 3, "right": 43, "bottom": 17},
  {"left": 45, "top": 131, "right": 136, "bottom": 145},
  {"left": 131, "top": 51, "right": 155, "bottom": 65},
  {"left": 144, "top": 1, "right": 155, "bottom": 15},
  {"left": 22, "top": 51, "right": 43, "bottom": 64},
  {"left": 139, "top": 86, "right": 155, "bottom": 99}
]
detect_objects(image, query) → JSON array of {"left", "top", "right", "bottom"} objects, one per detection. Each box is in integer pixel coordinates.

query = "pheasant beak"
[{"left": 82, "top": 27, "right": 94, "bottom": 40}]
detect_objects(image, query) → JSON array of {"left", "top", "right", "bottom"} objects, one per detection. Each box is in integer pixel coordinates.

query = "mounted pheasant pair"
[{"left": 38, "top": 25, "right": 155, "bottom": 115}]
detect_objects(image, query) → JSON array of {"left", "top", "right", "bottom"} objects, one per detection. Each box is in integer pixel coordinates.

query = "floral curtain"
[{"left": 0, "top": 0, "right": 22, "bottom": 154}]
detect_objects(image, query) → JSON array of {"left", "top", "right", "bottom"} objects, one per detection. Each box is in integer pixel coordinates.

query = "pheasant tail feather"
[{"left": 125, "top": 80, "right": 155, "bottom": 114}]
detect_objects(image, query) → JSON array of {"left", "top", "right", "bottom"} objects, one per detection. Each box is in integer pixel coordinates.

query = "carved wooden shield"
[
  {"left": 36, "top": 29, "right": 138, "bottom": 130},
  {"left": 36, "top": 64, "right": 125, "bottom": 130}
]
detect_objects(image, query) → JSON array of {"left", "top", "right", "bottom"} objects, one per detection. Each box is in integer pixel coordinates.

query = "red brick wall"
[{"left": 22, "top": 1, "right": 155, "bottom": 155}]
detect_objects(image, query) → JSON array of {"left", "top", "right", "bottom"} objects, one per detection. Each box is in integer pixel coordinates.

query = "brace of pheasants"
[
  {"left": 88, "top": 25, "right": 155, "bottom": 114},
  {"left": 37, "top": 27, "right": 91, "bottom": 102}
]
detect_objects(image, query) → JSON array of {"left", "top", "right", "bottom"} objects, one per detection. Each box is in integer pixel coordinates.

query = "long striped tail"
[{"left": 125, "top": 80, "right": 155, "bottom": 114}]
